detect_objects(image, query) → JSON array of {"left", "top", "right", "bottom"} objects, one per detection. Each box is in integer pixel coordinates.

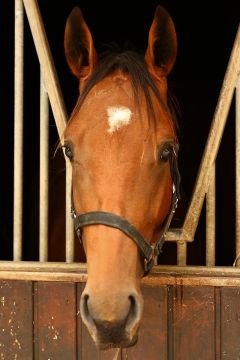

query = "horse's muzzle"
[{"left": 80, "top": 290, "right": 143, "bottom": 348}]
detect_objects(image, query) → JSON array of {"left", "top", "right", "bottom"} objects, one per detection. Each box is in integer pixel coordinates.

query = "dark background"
[{"left": 0, "top": 1, "right": 239, "bottom": 264}]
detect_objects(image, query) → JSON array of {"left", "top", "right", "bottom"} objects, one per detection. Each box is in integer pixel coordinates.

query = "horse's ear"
[
  {"left": 145, "top": 6, "right": 177, "bottom": 78},
  {"left": 64, "top": 7, "right": 97, "bottom": 79}
]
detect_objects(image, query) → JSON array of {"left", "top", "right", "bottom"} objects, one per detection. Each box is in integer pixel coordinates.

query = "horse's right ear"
[
  {"left": 145, "top": 6, "right": 177, "bottom": 78},
  {"left": 64, "top": 7, "right": 97, "bottom": 79}
]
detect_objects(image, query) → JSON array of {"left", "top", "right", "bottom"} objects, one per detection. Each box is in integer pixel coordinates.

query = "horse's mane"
[{"left": 71, "top": 49, "right": 179, "bottom": 139}]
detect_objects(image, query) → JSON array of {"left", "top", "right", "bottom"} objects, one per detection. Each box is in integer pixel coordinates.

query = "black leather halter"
[{"left": 72, "top": 147, "right": 180, "bottom": 274}]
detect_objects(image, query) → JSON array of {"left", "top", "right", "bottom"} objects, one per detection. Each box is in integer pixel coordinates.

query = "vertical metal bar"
[
  {"left": 206, "top": 164, "right": 216, "bottom": 266},
  {"left": 13, "top": 0, "right": 24, "bottom": 261},
  {"left": 236, "top": 79, "right": 240, "bottom": 264},
  {"left": 39, "top": 73, "right": 49, "bottom": 261},
  {"left": 177, "top": 241, "right": 187, "bottom": 266},
  {"left": 23, "top": 0, "right": 70, "bottom": 262},
  {"left": 66, "top": 162, "right": 74, "bottom": 263}
]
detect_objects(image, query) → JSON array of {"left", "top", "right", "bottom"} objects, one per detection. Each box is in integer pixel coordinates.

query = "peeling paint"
[
  {"left": 53, "top": 333, "right": 59, "bottom": 340},
  {"left": 13, "top": 338, "right": 21, "bottom": 350},
  {"left": 1, "top": 281, "right": 12, "bottom": 289},
  {"left": 10, "top": 327, "right": 14, "bottom": 337},
  {"left": 46, "top": 320, "right": 61, "bottom": 342}
]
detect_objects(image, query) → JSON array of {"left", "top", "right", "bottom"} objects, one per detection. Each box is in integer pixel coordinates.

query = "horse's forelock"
[{"left": 70, "top": 50, "right": 179, "bottom": 140}]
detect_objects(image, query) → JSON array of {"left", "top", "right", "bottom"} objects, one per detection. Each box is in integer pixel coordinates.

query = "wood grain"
[{"left": 0, "top": 280, "right": 33, "bottom": 359}]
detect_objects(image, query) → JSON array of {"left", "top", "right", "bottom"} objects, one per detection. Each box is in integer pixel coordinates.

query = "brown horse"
[{"left": 63, "top": 5, "right": 179, "bottom": 349}]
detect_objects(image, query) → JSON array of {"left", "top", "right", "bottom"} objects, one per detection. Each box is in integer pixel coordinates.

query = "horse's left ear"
[
  {"left": 64, "top": 7, "right": 97, "bottom": 79},
  {"left": 145, "top": 6, "right": 177, "bottom": 78}
]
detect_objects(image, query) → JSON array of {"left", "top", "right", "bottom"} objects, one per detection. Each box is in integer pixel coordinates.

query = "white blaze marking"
[{"left": 107, "top": 106, "right": 132, "bottom": 134}]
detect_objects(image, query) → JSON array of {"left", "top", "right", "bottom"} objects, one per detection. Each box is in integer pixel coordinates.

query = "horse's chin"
[{"left": 97, "top": 334, "right": 138, "bottom": 350}]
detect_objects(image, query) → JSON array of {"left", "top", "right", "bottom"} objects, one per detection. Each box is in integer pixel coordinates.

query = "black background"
[{"left": 0, "top": 1, "right": 239, "bottom": 264}]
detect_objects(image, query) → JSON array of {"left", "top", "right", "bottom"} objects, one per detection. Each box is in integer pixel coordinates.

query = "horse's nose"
[{"left": 80, "top": 290, "right": 143, "bottom": 348}]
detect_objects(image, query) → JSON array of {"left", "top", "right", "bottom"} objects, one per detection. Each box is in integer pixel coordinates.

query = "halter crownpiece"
[{"left": 72, "top": 145, "right": 180, "bottom": 275}]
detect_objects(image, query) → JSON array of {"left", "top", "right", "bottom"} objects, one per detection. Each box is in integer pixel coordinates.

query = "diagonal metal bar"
[
  {"left": 23, "top": 0, "right": 67, "bottom": 138},
  {"left": 166, "top": 25, "right": 240, "bottom": 243}
]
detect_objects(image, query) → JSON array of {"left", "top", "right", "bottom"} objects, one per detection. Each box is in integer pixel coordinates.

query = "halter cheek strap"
[{"left": 72, "top": 147, "right": 180, "bottom": 275}]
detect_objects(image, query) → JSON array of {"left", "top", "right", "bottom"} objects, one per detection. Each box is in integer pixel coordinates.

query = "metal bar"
[
  {"left": 206, "top": 164, "right": 216, "bottom": 266},
  {"left": 165, "top": 228, "right": 184, "bottom": 241},
  {"left": 236, "top": 77, "right": 240, "bottom": 264},
  {"left": 165, "top": 26, "right": 240, "bottom": 244},
  {"left": 2, "top": 262, "right": 240, "bottom": 285},
  {"left": 39, "top": 73, "right": 49, "bottom": 261},
  {"left": 13, "top": 0, "right": 24, "bottom": 261},
  {"left": 23, "top": 0, "right": 67, "bottom": 139},
  {"left": 177, "top": 241, "right": 187, "bottom": 266},
  {"left": 23, "top": 0, "right": 74, "bottom": 262},
  {"left": 2, "top": 261, "right": 240, "bottom": 277},
  {"left": 66, "top": 162, "right": 74, "bottom": 263},
  {"left": 0, "top": 261, "right": 87, "bottom": 272}
]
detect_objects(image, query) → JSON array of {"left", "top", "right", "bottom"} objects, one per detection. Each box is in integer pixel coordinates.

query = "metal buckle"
[
  {"left": 71, "top": 209, "right": 77, "bottom": 219},
  {"left": 76, "top": 228, "right": 82, "bottom": 243},
  {"left": 144, "top": 247, "right": 156, "bottom": 274},
  {"left": 144, "top": 257, "right": 155, "bottom": 274}
]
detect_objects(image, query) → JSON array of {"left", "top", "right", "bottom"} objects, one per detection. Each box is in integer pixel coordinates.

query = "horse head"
[{"left": 63, "top": 5, "right": 179, "bottom": 349}]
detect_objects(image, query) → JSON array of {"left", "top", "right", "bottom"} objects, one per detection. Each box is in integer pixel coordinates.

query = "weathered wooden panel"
[
  {"left": 221, "top": 287, "right": 240, "bottom": 359},
  {"left": 173, "top": 286, "right": 215, "bottom": 360},
  {"left": 1, "top": 267, "right": 240, "bottom": 359},
  {"left": 34, "top": 282, "right": 77, "bottom": 360},
  {"left": 126, "top": 285, "right": 168, "bottom": 360},
  {"left": 0, "top": 280, "right": 33, "bottom": 359}
]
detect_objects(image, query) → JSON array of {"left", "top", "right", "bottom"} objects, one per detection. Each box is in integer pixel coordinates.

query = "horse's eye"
[
  {"left": 64, "top": 145, "right": 73, "bottom": 161},
  {"left": 159, "top": 145, "right": 172, "bottom": 163}
]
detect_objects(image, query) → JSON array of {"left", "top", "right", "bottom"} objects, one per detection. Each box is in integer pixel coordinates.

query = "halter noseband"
[{"left": 72, "top": 147, "right": 180, "bottom": 274}]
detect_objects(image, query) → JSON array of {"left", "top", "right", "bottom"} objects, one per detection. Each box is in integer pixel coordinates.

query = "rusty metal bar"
[
  {"left": 177, "top": 241, "right": 187, "bottom": 266},
  {"left": 39, "top": 73, "right": 49, "bottom": 261},
  {"left": 236, "top": 78, "right": 240, "bottom": 264},
  {"left": 206, "top": 164, "right": 216, "bottom": 266},
  {"left": 3, "top": 261, "right": 240, "bottom": 283},
  {"left": 165, "top": 25, "right": 240, "bottom": 245},
  {"left": 2, "top": 261, "right": 240, "bottom": 277},
  {"left": 23, "top": 0, "right": 74, "bottom": 261},
  {"left": 66, "top": 162, "right": 74, "bottom": 263},
  {"left": 13, "top": 0, "right": 24, "bottom": 261}
]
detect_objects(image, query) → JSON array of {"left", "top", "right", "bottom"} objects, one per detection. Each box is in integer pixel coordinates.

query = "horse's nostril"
[
  {"left": 129, "top": 294, "right": 137, "bottom": 317},
  {"left": 80, "top": 293, "right": 94, "bottom": 326},
  {"left": 81, "top": 293, "right": 89, "bottom": 311},
  {"left": 126, "top": 293, "right": 142, "bottom": 335}
]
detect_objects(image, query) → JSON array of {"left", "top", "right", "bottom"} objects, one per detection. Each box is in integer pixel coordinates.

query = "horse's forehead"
[
  {"left": 83, "top": 75, "right": 134, "bottom": 110},
  {"left": 74, "top": 77, "right": 140, "bottom": 135},
  {"left": 67, "top": 74, "right": 174, "bottom": 142}
]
